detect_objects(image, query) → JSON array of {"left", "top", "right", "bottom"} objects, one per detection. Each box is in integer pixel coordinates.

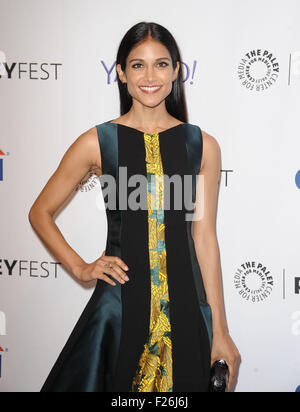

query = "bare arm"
[
  {"left": 29, "top": 126, "right": 129, "bottom": 285},
  {"left": 192, "top": 131, "right": 227, "bottom": 334},
  {"left": 28, "top": 126, "right": 102, "bottom": 279},
  {"left": 192, "top": 130, "right": 240, "bottom": 391}
]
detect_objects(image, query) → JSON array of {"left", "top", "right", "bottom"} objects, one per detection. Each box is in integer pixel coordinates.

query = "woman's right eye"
[{"left": 132, "top": 63, "right": 142, "bottom": 69}]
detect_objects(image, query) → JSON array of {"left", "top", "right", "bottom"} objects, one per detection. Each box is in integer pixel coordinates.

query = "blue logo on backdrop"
[
  {"left": 296, "top": 385, "right": 300, "bottom": 392},
  {"left": 295, "top": 170, "right": 300, "bottom": 189}
]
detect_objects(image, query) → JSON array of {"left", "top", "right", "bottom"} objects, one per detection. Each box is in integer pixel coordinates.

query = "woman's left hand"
[{"left": 210, "top": 331, "right": 241, "bottom": 392}]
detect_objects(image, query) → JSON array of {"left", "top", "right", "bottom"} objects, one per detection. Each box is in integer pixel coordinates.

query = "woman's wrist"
[
  {"left": 209, "top": 305, "right": 229, "bottom": 336},
  {"left": 211, "top": 314, "right": 229, "bottom": 336},
  {"left": 72, "top": 260, "right": 86, "bottom": 280}
]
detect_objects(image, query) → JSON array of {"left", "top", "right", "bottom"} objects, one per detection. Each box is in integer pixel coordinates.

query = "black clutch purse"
[{"left": 209, "top": 360, "right": 229, "bottom": 392}]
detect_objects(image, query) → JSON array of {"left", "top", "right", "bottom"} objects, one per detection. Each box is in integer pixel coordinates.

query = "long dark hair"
[{"left": 115, "top": 22, "right": 188, "bottom": 123}]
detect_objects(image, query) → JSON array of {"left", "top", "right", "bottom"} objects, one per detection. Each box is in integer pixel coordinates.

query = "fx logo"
[
  {"left": 0, "top": 347, "right": 6, "bottom": 378},
  {"left": 0, "top": 149, "right": 6, "bottom": 181}
]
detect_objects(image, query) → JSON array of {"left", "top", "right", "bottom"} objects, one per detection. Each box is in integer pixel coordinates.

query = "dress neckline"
[{"left": 107, "top": 120, "right": 186, "bottom": 135}]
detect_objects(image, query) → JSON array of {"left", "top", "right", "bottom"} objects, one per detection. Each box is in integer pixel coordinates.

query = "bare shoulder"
[
  {"left": 200, "top": 129, "right": 221, "bottom": 171},
  {"left": 75, "top": 125, "right": 101, "bottom": 172}
]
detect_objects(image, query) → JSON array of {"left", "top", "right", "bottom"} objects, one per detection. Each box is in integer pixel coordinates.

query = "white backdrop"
[{"left": 0, "top": 0, "right": 299, "bottom": 392}]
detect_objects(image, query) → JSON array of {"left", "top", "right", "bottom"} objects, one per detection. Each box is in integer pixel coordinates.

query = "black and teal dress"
[{"left": 41, "top": 120, "right": 213, "bottom": 392}]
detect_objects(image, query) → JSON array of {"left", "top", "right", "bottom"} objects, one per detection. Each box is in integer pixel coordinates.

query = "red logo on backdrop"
[
  {"left": 0, "top": 346, "right": 3, "bottom": 378},
  {"left": 0, "top": 149, "right": 5, "bottom": 181}
]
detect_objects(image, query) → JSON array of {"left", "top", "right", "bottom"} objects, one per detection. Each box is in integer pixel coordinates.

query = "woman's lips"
[{"left": 139, "top": 86, "right": 162, "bottom": 94}]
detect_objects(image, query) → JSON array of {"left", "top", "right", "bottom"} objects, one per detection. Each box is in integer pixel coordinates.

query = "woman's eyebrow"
[{"left": 128, "top": 57, "right": 171, "bottom": 63}]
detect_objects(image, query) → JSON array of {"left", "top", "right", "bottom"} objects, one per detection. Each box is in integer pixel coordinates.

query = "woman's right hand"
[{"left": 74, "top": 250, "right": 130, "bottom": 285}]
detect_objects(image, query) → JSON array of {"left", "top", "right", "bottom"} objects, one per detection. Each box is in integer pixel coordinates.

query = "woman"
[{"left": 29, "top": 21, "right": 240, "bottom": 392}]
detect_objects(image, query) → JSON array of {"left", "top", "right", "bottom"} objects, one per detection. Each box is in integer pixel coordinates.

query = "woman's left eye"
[
  {"left": 132, "top": 62, "right": 169, "bottom": 69},
  {"left": 158, "top": 62, "right": 168, "bottom": 67}
]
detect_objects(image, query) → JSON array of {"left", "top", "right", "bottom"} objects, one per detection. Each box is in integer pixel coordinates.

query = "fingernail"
[
  {"left": 125, "top": 276, "right": 129, "bottom": 281},
  {"left": 124, "top": 266, "right": 129, "bottom": 270}
]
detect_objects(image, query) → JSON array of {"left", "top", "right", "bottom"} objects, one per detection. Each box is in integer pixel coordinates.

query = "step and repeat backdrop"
[{"left": 0, "top": 0, "right": 299, "bottom": 392}]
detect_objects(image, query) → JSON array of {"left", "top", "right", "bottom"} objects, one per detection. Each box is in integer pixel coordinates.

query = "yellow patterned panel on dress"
[{"left": 131, "top": 132, "right": 173, "bottom": 392}]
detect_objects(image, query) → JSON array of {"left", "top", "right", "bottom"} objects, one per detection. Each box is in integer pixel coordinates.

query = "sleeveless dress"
[{"left": 40, "top": 120, "right": 213, "bottom": 392}]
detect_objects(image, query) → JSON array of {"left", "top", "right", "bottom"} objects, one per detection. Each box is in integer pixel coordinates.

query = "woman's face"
[{"left": 117, "top": 38, "right": 180, "bottom": 108}]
